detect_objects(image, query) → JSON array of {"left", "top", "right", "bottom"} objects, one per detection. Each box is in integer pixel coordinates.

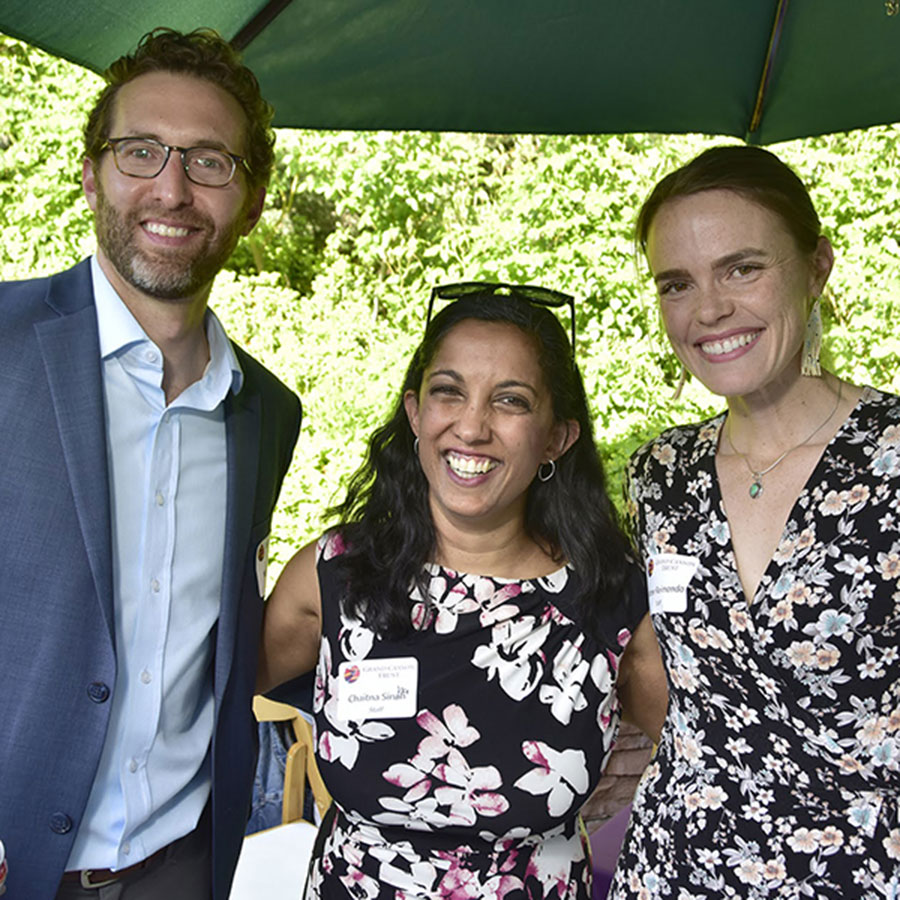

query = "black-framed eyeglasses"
[
  {"left": 100, "top": 137, "right": 251, "bottom": 187},
  {"left": 427, "top": 281, "right": 577, "bottom": 351}
]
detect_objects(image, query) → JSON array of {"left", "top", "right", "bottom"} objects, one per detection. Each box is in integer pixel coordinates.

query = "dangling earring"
[
  {"left": 537, "top": 459, "right": 556, "bottom": 482},
  {"left": 801, "top": 296, "right": 823, "bottom": 377},
  {"left": 671, "top": 364, "right": 687, "bottom": 401},
  {"left": 413, "top": 437, "right": 420, "bottom": 457}
]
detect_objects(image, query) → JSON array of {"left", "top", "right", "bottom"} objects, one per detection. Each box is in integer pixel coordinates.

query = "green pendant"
[{"left": 749, "top": 479, "right": 763, "bottom": 499}]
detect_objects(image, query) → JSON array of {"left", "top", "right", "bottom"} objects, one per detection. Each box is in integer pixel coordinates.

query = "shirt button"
[
  {"left": 140, "top": 669, "right": 152, "bottom": 684},
  {"left": 87, "top": 682, "right": 110, "bottom": 703},
  {"left": 49, "top": 812, "right": 73, "bottom": 834},
  {"left": 150, "top": 578, "right": 160, "bottom": 593},
  {"left": 146, "top": 349, "right": 159, "bottom": 363},
  {"left": 123, "top": 842, "right": 131, "bottom": 855},
  {"left": 155, "top": 491, "right": 165, "bottom": 506},
  {"left": 128, "top": 758, "right": 138, "bottom": 773}
]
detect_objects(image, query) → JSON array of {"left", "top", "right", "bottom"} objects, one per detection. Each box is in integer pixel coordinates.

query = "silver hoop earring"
[
  {"left": 413, "top": 437, "right": 420, "bottom": 456},
  {"left": 537, "top": 459, "right": 556, "bottom": 482}
]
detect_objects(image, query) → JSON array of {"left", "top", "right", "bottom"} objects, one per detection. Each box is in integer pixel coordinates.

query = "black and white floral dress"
[
  {"left": 612, "top": 387, "right": 900, "bottom": 899},
  {"left": 307, "top": 531, "right": 646, "bottom": 899}
]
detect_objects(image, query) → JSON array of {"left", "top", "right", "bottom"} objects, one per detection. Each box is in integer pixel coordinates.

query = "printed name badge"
[
  {"left": 336, "top": 657, "right": 418, "bottom": 722},
  {"left": 646, "top": 553, "right": 699, "bottom": 614}
]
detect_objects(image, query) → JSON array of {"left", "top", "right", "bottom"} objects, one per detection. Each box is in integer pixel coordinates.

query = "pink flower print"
[
  {"left": 383, "top": 762, "right": 433, "bottom": 803},
  {"left": 470, "top": 577, "right": 523, "bottom": 627},
  {"left": 338, "top": 865, "right": 381, "bottom": 898},
  {"left": 435, "top": 858, "right": 480, "bottom": 899},
  {"left": 410, "top": 601, "right": 435, "bottom": 631},
  {"left": 313, "top": 636, "right": 332, "bottom": 713},
  {"left": 436, "top": 863, "right": 523, "bottom": 900},
  {"left": 515, "top": 741, "right": 589, "bottom": 817},
  {"left": 540, "top": 602, "right": 571, "bottom": 627},
  {"left": 432, "top": 748, "right": 509, "bottom": 825},
  {"left": 524, "top": 827, "right": 582, "bottom": 898},
  {"left": 411, "top": 705, "right": 480, "bottom": 769}
]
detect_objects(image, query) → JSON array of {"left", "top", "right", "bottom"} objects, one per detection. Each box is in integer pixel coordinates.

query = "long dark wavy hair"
[{"left": 329, "top": 292, "right": 632, "bottom": 639}]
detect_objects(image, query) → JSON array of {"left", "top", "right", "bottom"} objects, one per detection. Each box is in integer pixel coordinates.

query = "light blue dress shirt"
[{"left": 67, "top": 257, "right": 243, "bottom": 872}]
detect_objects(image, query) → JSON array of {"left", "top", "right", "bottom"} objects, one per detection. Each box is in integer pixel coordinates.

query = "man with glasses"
[{"left": 0, "top": 28, "right": 301, "bottom": 900}]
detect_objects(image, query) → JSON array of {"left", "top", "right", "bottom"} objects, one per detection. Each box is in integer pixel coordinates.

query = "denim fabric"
[
  {"left": 246, "top": 718, "right": 318, "bottom": 834},
  {"left": 246, "top": 722, "right": 290, "bottom": 834}
]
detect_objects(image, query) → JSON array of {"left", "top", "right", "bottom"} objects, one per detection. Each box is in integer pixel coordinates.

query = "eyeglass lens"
[{"left": 111, "top": 139, "right": 236, "bottom": 186}]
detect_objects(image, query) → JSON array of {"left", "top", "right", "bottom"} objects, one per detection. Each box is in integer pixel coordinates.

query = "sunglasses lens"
[{"left": 428, "top": 282, "right": 576, "bottom": 354}]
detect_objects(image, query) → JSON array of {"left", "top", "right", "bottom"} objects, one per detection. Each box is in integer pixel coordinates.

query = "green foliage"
[
  {"left": 0, "top": 35, "right": 99, "bottom": 277},
  {"left": 4, "top": 33, "right": 900, "bottom": 572}
]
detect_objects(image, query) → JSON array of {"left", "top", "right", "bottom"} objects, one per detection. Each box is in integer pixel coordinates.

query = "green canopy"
[{"left": 2, "top": 0, "right": 900, "bottom": 144}]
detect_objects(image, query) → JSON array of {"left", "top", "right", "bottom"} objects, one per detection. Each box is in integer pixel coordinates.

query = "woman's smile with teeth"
[
  {"left": 699, "top": 330, "right": 760, "bottom": 356},
  {"left": 144, "top": 221, "right": 192, "bottom": 238},
  {"left": 446, "top": 451, "right": 497, "bottom": 478}
]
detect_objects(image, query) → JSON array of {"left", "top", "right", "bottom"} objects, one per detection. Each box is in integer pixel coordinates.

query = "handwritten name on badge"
[
  {"left": 336, "top": 657, "right": 418, "bottom": 721},
  {"left": 647, "top": 553, "right": 699, "bottom": 614}
]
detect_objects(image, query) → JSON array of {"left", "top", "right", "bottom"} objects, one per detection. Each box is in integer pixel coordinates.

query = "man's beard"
[{"left": 94, "top": 182, "right": 246, "bottom": 301}]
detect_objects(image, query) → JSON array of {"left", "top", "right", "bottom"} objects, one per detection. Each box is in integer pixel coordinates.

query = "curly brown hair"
[{"left": 84, "top": 27, "right": 275, "bottom": 190}]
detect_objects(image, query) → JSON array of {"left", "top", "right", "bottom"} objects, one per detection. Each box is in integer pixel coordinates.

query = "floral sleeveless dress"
[
  {"left": 307, "top": 531, "right": 646, "bottom": 899},
  {"left": 612, "top": 387, "right": 900, "bottom": 899}
]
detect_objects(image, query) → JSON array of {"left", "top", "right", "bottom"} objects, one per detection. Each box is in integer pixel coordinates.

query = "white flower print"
[
  {"left": 614, "top": 392, "right": 900, "bottom": 900},
  {"left": 310, "top": 526, "right": 642, "bottom": 899},
  {"left": 538, "top": 638, "right": 590, "bottom": 725},
  {"left": 524, "top": 827, "right": 585, "bottom": 899},
  {"left": 410, "top": 705, "right": 480, "bottom": 770},
  {"left": 882, "top": 829, "right": 900, "bottom": 861},
  {"left": 318, "top": 692, "right": 396, "bottom": 770},
  {"left": 376, "top": 705, "right": 509, "bottom": 830},
  {"left": 431, "top": 749, "right": 509, "bottom": 825},
  {"left": 515, "top": 740, "right": 589, "bottom": 817},
  {"left": 472, "top": 615, "right": 550, "bottom": 700}
]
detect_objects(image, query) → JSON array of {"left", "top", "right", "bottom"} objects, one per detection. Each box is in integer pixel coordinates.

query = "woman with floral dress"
[
  {"left": 258, "top": 287, "right": 662, "bottom": 899},
  {"left": 611, "top": 146, "right": 900, "bottom": 899}
]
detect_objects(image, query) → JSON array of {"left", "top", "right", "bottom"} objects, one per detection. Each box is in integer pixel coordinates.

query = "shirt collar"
[{"left": 90, "top": 255, "right": 243, "bottom": 396}]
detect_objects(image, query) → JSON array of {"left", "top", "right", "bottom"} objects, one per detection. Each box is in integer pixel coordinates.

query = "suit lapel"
[
  {"left": 34, "top": 262, "right": 114, "bottom": 639},
  {"left": 215, "top": 380, "right": 261, "bottom": 696}
]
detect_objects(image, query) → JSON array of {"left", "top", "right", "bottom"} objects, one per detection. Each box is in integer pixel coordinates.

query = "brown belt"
[{"left": 62, "top": 845, "right": 168, "bottom": 889}]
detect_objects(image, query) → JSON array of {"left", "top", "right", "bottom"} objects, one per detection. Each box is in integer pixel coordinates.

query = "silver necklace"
[{"left": 727, "top": 382, "right": 843, "bottom": 500}]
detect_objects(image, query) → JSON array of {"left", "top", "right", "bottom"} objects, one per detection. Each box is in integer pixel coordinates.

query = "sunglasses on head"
[{"left": 426, "top": 281, "right": 576, "bottom": 352}]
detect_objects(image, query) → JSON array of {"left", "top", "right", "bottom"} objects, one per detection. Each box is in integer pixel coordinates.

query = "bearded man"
[{"left": 0, "top": 28, "right": 301, "bottom": 900}]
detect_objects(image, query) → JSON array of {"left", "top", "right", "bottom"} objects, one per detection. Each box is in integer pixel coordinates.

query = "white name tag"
[
  {"left": 647, "top": 553, "right": 699, "bottom": 614},
  {"left": 336, "top": 657, "right": 418, "bottom": 721}
]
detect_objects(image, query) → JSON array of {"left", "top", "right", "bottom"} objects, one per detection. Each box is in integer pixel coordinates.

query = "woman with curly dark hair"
[{"left": 259, "top": 284, "right": 661, "bottom": 899}]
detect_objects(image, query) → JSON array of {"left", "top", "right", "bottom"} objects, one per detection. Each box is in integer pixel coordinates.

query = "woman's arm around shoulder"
[
  {"left": 618, "top": 612, "right": 668, "bottom": 744},
  {"left": 257, "top": 539, "right": 323, "bottom": 694}
]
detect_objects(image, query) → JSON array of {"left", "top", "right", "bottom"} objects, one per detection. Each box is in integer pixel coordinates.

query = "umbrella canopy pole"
[
  {"left": 232, "top": 0, "right": 293, "bottom": 49},
  {"left": 747, "top": 0, "right": 790, "bottom": 138}
]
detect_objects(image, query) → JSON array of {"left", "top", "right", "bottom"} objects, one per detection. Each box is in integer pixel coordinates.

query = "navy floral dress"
[
  {"left": 308, "top": 531, "right": 646, "bottom": 899},
  {"left": 612, "top": 387, "right": 900, "bottom": 899}
]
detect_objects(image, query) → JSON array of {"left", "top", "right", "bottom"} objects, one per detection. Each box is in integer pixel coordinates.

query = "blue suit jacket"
[{"left": 0, "top": 260, "right": 302, "bottom": 899}]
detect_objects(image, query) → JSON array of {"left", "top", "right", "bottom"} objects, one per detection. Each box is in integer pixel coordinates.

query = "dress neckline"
[
  {"left": 422, "top": 560, "right": 571, "bottom": 586},
  {"left": 705, "top": 385, "right": 873, "bottom": 608}
]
